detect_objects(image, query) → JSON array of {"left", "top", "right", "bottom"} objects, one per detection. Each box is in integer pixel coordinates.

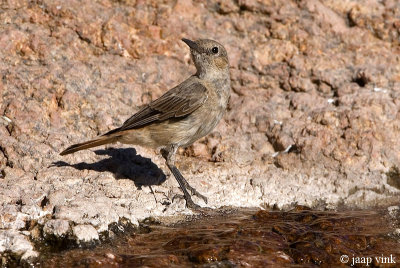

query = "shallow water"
[{"left": 38, "top": 206, "right": 399, "bottom": 267}]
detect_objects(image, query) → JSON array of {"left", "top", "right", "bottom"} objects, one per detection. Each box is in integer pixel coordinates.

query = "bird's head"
[{"left": 182, "top": 38, "right": 229, "bottom": 79}]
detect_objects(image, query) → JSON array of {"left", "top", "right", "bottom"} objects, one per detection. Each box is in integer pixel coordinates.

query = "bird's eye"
[{"left": 212, "top": 47, "right": 218, "bottom": 54}]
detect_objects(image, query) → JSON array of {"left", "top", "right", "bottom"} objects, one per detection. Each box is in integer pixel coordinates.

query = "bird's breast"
[
  {"left": 182, "top": 82, "right": 229, "bottom": 146},
  {"left": 207, "top": 76, "right": 231, "bottom": 107}
]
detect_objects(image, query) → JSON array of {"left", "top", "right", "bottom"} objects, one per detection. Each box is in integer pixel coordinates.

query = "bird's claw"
[
  {"left": 186, "top": 185, "right": 208, "bottom": 204},
  {"left": 172, "top": 194, "right": 202, "bottom": 210}
]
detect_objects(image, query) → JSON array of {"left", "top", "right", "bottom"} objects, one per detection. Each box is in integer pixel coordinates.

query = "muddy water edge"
[{"left": 25, "top": 205, "right": 400, "bottom": 267}]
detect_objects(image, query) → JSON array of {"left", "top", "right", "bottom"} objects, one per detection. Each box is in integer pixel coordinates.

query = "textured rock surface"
[
  {"left": 1, "top": 0, "right": 400, "bottom": 260},
  {"left": 72, "top": 224, "right": 99, "bottom": 243},
  {"left": 0, "top": 230, "right": 37, "bottom": 260},
  {"left": 43, "top": 219, "right": 70, "bottom": 238}
]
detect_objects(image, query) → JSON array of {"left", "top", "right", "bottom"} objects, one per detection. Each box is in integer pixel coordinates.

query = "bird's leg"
[
  {"left": 179, "top": 175, "right": 208, "bottom": 204},
  {"left": 162, "top": 147, "right": 208, "bottom": 203},
  {"left": 168, "top": 165, "right": 200, "bottom": 209},
  {"left": 168, "top": 163, "right": 208, "bottom": 204},
  {"left": 161, "top": 146, "right": 207, "bottom": 209}
]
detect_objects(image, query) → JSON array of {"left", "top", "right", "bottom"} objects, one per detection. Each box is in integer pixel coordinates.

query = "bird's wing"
[{"left": 107, "top": 80, "right": 208, "bottom": 134}]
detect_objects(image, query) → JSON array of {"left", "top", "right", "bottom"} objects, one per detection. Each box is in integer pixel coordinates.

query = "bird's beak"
[{"left": 182, "top": 38, "right": 199, "bottom": 52}]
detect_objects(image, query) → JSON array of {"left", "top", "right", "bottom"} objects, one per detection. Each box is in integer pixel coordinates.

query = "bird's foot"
[
  {"left": 185, "top": 198, "right": 202, "bottom": 210},
  {"left": 165, "top": 161, "right": 208, "bottom": 209},
  {"left": 172, "top": 194, "right": 202, "bottom": 210},
  {"left": 182, "top": 181, "right": 208, "bottom": 204}
]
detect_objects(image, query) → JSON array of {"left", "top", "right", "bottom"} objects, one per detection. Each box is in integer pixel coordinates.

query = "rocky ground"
[{"left": 1, "top": 0, "right": 400, "bottom": 263}]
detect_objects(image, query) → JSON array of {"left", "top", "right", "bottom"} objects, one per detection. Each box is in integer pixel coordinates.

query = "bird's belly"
[
  {"left": 180, "top": 107, "right": 224, "bottom": 147},
  {"left": 119, "top": 105, "right": 225, "bottom": 149}
]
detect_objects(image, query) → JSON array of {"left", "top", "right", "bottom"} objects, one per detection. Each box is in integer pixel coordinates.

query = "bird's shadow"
[{"left": 52, "top": 148, "right": 166, "bottom": 188}]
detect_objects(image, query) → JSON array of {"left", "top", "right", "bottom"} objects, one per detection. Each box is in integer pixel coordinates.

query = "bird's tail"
[{"left": 60, "top": 135, "right": 119, "bottom": 156}]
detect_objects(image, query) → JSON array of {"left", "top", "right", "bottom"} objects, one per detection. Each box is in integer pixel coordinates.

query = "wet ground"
[{"left": 35, "top": 206, "right": 399, "bottom": 267}]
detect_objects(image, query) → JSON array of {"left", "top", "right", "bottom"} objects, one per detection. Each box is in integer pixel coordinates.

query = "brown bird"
[{"left": 60, "top": 38, "right": 231, "bottom": 209}]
